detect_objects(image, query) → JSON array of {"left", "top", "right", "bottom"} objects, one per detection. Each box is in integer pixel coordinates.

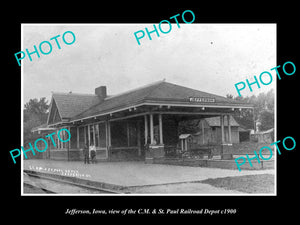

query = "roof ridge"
[
  {"left": 52, "top": 92, "right": 97, "bottom": 96},
  {"left": 143, "top": 80, "right": 166, "bottom": 99},
  {"left": 104, "top": 79, "right": 165, "bottom": 100},
  {"left": 145, "top": 81, "right": 245, "bottom": 104},
  {"left": 71, "top": 80, "right": 166, "bottom": 120}
]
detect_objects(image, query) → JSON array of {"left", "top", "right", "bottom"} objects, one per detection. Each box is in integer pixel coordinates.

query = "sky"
[{"left": 22, "top": 23, "right": 276, "bottom": 104}]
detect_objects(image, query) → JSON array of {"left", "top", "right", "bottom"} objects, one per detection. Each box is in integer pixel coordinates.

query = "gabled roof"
[
  {"left": 72, "top": 80, "right": 166, "bottom": 120},
  {"left": 51, "top": 93, "right": 101, "bottom": 119},
  {"left": 72, "top": 81, "right": 251, "bottom": 121},
  {"left": 145, "top": 82, "right": 238, "bottom": 104},
  {"left": 205, "top": 115, "right": 239, "bottom": 127},
  {"left": 47, "top": 80, "right": 252, "bottom": 125}
]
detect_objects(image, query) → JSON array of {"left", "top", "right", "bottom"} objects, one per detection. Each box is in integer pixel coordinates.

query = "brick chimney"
[{"left": 95, "top": 86, "right": 107, "bottom": 99}]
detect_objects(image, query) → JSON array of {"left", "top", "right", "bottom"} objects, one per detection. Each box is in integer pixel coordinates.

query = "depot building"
[{"left": 35, "top": 80, "right": 252, "bottom": 162}]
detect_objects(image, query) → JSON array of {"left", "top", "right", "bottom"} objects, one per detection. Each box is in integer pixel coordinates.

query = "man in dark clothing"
[
  {"left": 83, "top": 143, "right": 89, "bottom": 164},
  {"left": 90, "top": 148, "right": 96, "bottom": 164}
]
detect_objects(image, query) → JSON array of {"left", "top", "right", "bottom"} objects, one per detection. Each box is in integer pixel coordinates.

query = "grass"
[{"left": 200, "top": 174, "right": 275, "bottom": 194}]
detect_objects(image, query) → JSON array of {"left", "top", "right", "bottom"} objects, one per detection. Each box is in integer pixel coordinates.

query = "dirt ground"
[
  {"left": 126, "top": 174, "right": 274, "bottom": 194},
  {"left": 200, "top": 174, "right": 275, "bottom": 194}
]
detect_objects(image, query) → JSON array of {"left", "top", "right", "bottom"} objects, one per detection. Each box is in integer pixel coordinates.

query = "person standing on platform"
[
  {"left": 90, "top": 143, "right": 96, "bottom": 164},
  {"left": 83, "top": 143, "right": 89, "bottom": 164}
]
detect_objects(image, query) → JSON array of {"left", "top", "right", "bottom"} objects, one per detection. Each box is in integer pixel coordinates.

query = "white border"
[{"left": 21, "top": 23, "right": 24, "bottom": 195}]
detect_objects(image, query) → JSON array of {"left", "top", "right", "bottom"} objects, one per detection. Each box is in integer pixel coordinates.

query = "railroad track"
[
  {"left": 23, "top": 182, "right": 56, "bottom": 194},
  {"left": 23, "top": 172, "right": 121, "bottom": 194}
]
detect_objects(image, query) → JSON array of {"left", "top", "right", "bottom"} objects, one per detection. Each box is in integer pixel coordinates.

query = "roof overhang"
[
  {"left": 31, "top": 127, "right": 57, "bottom": 133},
  {"left": 69, "top": 101, "right": 253, "bottom": 124}
]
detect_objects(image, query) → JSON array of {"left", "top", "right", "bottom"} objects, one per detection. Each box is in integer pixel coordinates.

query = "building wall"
[
  {"left": 48, "top": 148, "right": 108, "bottom": 161},
  {"left": 191, "top": 126, "right": 239, "bottom": 147},
  {"left": 162, "top": 119, "right": 179, "bottom": 146},
  {"left": 110, "top": 147, "right": 141, "bottom": 161},
  {"left": 48, "top": 148, "right": 141, "bottom": 161},
  {"left": 214, "top": 127, "right": 239, "bottom": 144},
  {"left": 190, "top": 119, "right": 240, "bottom": 146},
  {"left": 46, "top": 120, "right": 142, "bottom": 161}
]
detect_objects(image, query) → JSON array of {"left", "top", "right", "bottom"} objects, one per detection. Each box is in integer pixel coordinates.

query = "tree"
[
  {"left": 226, "top": 94, "right": 233, "bottom": 99},
  {"left": 265, "top": 89, "right": 275, "bottom": 111},
  {"left": 23, "top": 97, "right": 50, "bottom": 143},
  {"left": 258, "top": 110, "right": 274, "bottom": 131},
  {"left": 24, "top": 97, "right": 49, "bottom": 122},
  {"left": 226, "top": 89, "right": 274, "bottom": 131},
  {"left": 178, "top": 119, "right": 200, "bottom": 134}
]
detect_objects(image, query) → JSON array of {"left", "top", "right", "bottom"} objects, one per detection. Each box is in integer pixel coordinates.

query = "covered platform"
[{"left": 32, "top": 80, "right": 253, "bottom": 163}]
